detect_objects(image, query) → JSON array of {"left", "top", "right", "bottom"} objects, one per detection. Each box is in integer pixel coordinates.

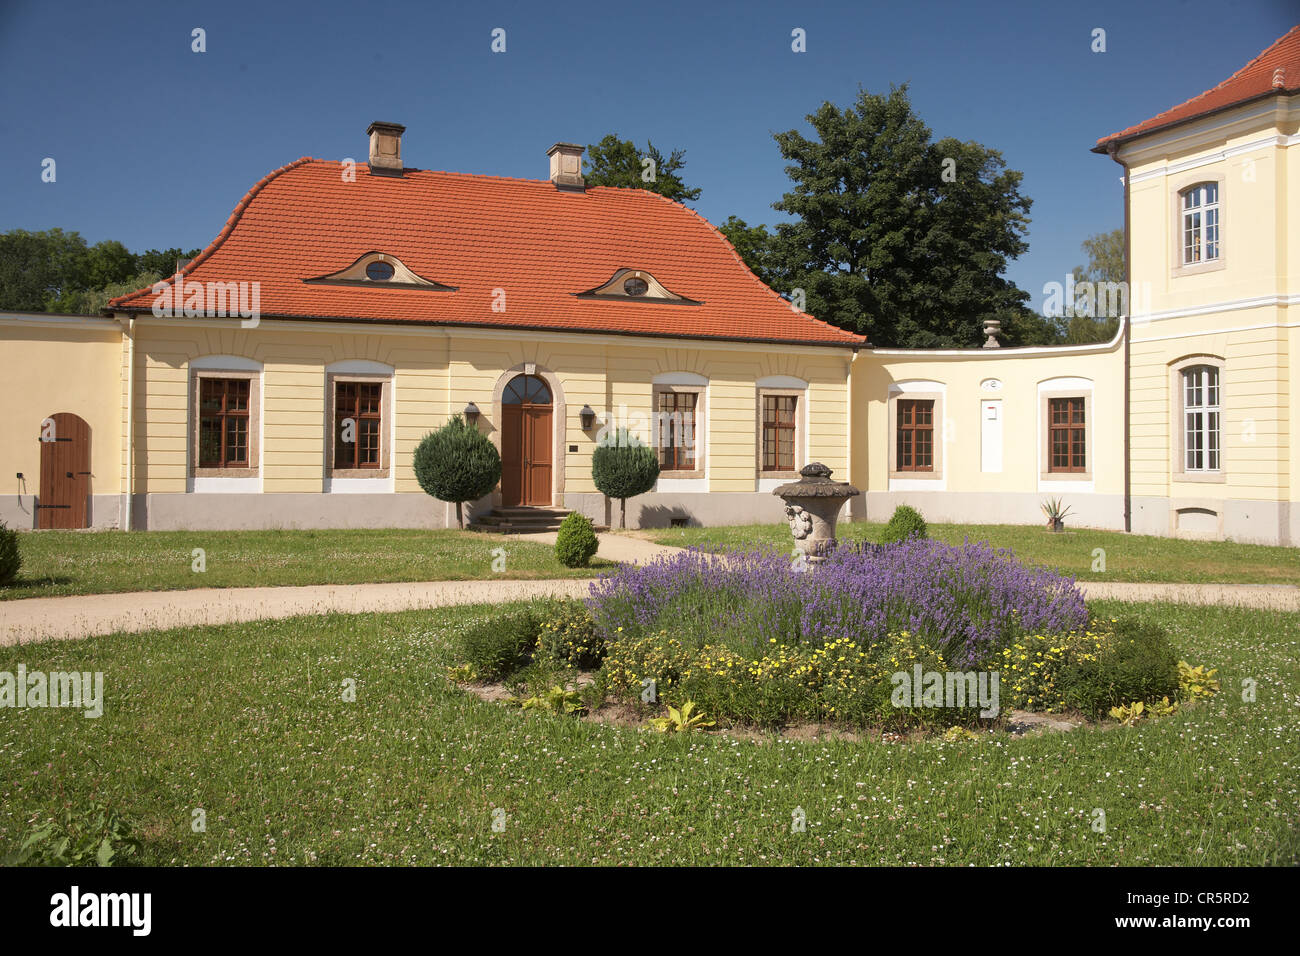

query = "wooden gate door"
[
  {"left": 38, "top": 412, "right": 90, "bottom": 529},
  {"left": 500, "top": 374, "right": 553, "bottom": 507}
]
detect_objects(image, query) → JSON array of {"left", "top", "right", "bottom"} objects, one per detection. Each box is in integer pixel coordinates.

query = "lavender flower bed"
[{"left": 588, "top": 539, "right": 1087, "bottom": 666}]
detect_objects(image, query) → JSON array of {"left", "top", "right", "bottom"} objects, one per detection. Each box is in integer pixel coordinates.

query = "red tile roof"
[
  {"left": 1095, "top": 26, "right": 1300, "bottom": 150},
  {"left": 109, "top": 159, "right": 865, "bottom": 348}
]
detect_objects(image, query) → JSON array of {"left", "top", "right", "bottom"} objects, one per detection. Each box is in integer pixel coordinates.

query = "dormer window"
[
  {"left": 305, "top": 252, "right": 456, "bottom": 290},
  {"left": 365, "top": 261, "right": 395, "bottom": 281},
  {"left": 577, "top": 268, "right": 699, "bottom": 304}
]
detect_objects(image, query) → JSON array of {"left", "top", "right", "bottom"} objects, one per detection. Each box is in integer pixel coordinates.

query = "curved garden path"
[{"left": 1, "top": 533, "right": 1296, "bottom": 646}]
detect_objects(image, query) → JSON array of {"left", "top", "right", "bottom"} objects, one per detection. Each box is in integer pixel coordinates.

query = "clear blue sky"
[{"left": 1, "top": 0, "right": 1294, "bottom": 312}]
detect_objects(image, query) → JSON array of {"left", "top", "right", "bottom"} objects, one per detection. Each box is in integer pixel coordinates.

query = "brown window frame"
[
  {"left": 333, "top": 379, "right": 384, "bottom": 470},
  {"left": 1047, "top": 397, "right": 1087, "bottom": 473},
  {"left": 198, "top": 377, "right": 252, "bottom": 469},
  {"left": 895, "top": 398, "right": 935, "bottom": 472},
  {"left": 761, "top": 393, "right": 799, "bottom": 473},
  {"left": 655, "top": 389, "right": 699, "bottom": 472}
]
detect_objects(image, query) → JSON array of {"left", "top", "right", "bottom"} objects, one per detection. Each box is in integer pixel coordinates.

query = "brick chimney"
[
  {"left": 547, "top": 142, "right": 585, "bottom": 190},
  {"left": 367, "top": 121, "right": 406, "bottom": 174}
]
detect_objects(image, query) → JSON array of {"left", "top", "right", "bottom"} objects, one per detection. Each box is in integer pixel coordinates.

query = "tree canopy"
[
  {"left": 583, "top": 134, "right": 702, "bottom": 204},
  {"left": 0, "top": 228, "right": 199, "bottom": 314},
  {"left": 1062, "top": 228, "right": 1124, "bottom": 344},
  {"left": 720, "top": 86, "right": 1056, "bottom": 348}
]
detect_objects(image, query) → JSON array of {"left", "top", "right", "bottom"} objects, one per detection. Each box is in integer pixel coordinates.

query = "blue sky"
[{"left": 1, "top": 0, "right": 1294, "bottom": 312}]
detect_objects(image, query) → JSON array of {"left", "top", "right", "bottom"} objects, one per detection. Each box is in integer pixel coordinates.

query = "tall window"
[
  {"left": 761, "top": 395, "right": 798, "bottom": 472},
  {"left": 1182, "top": 183, "right": 1220, "bottom": 264},
  {"left": 1048, "top": 397, "right": 1087, "bottom": 473},
  {"left": 896, "top": 399, "right": 934, "bottom": 472},
  {"left": 198, "top": 378, "right": 250, "bottom": 468},
  {"left": 656, "top": 391, "right": 697, "bottom": 471},
  {"left": 1183, "top": 365, "right": 1221, "bottom": 472},
  {"left": 334, "top": 381, "right": 383, "bottom": 469}
]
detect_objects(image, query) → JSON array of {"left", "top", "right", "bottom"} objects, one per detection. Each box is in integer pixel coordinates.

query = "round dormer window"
[
  {"left": 366, "top": 261, "right": 395, "bottom": 281},
  {"left": 623, "top": 276, "right": 649, "bottom": 297}
]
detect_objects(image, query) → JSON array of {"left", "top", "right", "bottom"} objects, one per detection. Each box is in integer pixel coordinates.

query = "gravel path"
[{"left": 2, "top": 530, "right": 1296, "bottom": 646}]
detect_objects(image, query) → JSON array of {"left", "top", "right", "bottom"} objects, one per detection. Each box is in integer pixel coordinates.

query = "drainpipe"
[
  {"left": 122, "top": 313, "right": 136, "bottom": 531},
  {"left": 1107, "top": 141, "right": 1132, "bottom": 533}
]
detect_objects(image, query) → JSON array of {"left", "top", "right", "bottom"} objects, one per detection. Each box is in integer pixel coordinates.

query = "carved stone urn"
[{"left": 772, "top": 462, "right": 861, "bottom": 564}]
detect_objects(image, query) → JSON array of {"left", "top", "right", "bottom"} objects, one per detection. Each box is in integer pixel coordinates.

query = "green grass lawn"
[
  {"left": 1, "top": 529, "right": 614, "bottom": 601},
  {"left": 1, "top": 600, "right": 1294, "bottom": 865},
  {"left": 646, "top": 521, "right": 1300, "bottom": 586}
]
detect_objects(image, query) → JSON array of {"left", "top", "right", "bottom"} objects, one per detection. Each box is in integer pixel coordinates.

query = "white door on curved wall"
[{"left": 981, "top": 400, "right": 1002, "bottom": 473}]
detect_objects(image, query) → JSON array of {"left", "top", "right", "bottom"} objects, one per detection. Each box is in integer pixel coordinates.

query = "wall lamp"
[
  {"left": 463, "top": 402, "right": 481, "bottom": 426},
  {"left": 579, "top": 405, "right": 596, "bottom": 430}
]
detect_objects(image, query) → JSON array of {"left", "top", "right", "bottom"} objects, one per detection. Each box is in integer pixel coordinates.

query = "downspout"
[
  {"left": 1107, "top": 141, "right": 1132, "bottom": 533},
  {"left": 122, "top": 313, "right": 136, "bottom": 531}
]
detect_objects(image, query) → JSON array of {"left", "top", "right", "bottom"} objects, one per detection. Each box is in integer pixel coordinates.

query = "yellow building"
[{"left": 2, "top": 28, "right": 1297, "bottom": 542}]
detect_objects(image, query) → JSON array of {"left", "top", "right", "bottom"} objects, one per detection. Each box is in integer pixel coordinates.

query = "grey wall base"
[
  {"left": 1131, "top": 495, "right": 1296, "bottom": 546},
  {"left": 852, "top": 491, "right": 1127, "bottom": 533},
  {"left": 130, "top": 493, "right": 458, "bottom": 531},
  {"left": 0, "top": 495, "right": 121, "bottom": 530}
]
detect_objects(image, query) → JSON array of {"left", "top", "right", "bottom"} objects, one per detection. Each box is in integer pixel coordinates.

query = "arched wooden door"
[
  {"left": 500, "top": 374, "right": 553, "bottom": 506},
  {"left": 38, "top": 412, "right": 91, "bottom": 529}
]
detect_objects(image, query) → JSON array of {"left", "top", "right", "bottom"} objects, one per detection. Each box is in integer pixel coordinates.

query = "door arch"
[
  {"left": 38, "top": 412, "right": 91, "bottom": 529},
  {"left": 500, "top": 374, "right": 553, "bottom": 506}
]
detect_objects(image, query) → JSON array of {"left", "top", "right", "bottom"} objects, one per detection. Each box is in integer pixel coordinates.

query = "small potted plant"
[{"left": 1041, "top": 497, "right": 1074, "bottom": 532}]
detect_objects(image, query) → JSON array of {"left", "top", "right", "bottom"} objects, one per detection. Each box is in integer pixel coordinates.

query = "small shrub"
[
  {"left": 0, "top": 521, "right": 20, "bottom": 586},
  {"left": 413, "top": 416, "right": 502, "bottom": 530},
  {"left": 555, "top": 513, "right": 599, "bottom": 568},
  {"left": 881, "top": 505, "right": 927, "bottom": 543},
  {"left": 1058, "top": 618, "right": 1179, "bottom": 717},
  {"left": 3, "top": 804, "right": 141, "bottom": 867},
  {"left": 458, "top": 608, "right": 539, "bottom": 681},
  {"left": 535, "top": 599, "right": 604, "bottom": 669},
  {"left": 592, "top": 429, "right": 660, "bottom": 529}
]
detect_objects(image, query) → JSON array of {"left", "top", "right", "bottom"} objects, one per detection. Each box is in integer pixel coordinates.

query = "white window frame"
[
  {"left": 1182, "top": 364, "right": 1222, "bottom": 474},
  {"left": 1181, "top": 182, "right": 1220, "bottom": 265}
]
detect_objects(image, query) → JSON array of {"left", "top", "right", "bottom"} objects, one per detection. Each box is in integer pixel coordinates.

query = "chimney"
[
  {"left": 367, "top": 121, "right": 406, "bottom": 174},
  {"left": 547, "top": 142, "right": 585, "bottom": 190}
]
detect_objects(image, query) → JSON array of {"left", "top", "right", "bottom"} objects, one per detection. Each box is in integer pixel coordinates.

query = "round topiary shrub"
[
  {"left": 555, "top": 512, "right": 599, "bottom": 568},
  {"left": 413, "top": 416, "right": 502, "bottom": 529},
  {"left": 0, "top": 521, "right": 20, "bottom": 586},
  {"left": 592, "top": 429, "right": 660, "bottom": 529},
  {"left": 881, "top": 504, "right": 927, "bottom": 543}
]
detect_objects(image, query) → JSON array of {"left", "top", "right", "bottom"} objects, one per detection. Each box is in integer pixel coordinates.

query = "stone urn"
[{"left": 772, "top": 462, "right": 861, "bottom": 564}]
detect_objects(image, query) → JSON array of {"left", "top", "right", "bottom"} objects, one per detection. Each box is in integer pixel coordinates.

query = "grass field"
[
  {"left": 645, "top": 521, "right": 1300, "bottom": 586},
  {"left": 0, "top": 529, "right": 614, "bottom": 601},
  {"left": 1, "top": 600, "right": 1294, "bottom": 865}
]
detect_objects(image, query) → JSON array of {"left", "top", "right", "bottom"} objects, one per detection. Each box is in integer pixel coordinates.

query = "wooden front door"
[
  {"left": 500, "top": 375, "right": 553, "bottom": 507},
  {"left": 38, "top": 412, "right": 90, "bottom": 529}
]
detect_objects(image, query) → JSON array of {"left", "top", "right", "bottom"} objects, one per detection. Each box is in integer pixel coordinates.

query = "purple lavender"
[{"left": 587, "top": 539, "right": 1086, "bottom": 667}]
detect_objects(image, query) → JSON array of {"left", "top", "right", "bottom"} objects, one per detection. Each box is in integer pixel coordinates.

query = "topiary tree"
[
  {"left": 592, "top": 429, "right": 660, "bottom": 529},
  {"left": 881, "top": 504, "right": 927, "bottom": 543},
  {"left": 555, "top": 512, "right": 599, "bottom": 568},
  {"left": 0, "top": 521, "right": 20, "bottom": 586},
  {"left": 413, "top": 416, "right": 502, "bottom": 530}
]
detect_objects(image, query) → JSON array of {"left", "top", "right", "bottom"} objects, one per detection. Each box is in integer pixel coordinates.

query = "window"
[
  {"left": 1181, "top": 183, "right": 1220, "bottom": 265},
  {"left": 761, "top": 394, "right": 798, "bottom": 472},
  {"left": 623, "top": 276, "right": 649, "bottom": 297},
  {"left": 1183, "top": 365, "right": 1221, "bottom": 472},
  {"left": 365, "top": 260, "right": 395, "bottom": 281},
  {"left": 896, "top": 399, "right": 934, "bottom": 472},
  {"left": 334, "top": 380, "right": 383, "bottom": 469},
  {"left": 656, "top": 391, "right": 697, "bottom": 471},
  {"left": 1047, "top": 397, "right": 1087, "bottom": 473},
  {"left": 198, "top": 378, "right": 250, "bottom": 468}
]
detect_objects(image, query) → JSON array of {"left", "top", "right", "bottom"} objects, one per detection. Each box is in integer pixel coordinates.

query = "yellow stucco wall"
[
  {"left": 0, "top": 315, "right": 124, "bottom": 518},
  {"left": 124, "top": 317, "right": 852, "bottom": 500}
]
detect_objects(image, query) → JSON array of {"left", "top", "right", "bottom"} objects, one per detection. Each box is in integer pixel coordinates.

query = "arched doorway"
[
  {"left": 38, "top": 412, "right": 91, "bottom": 529},
  {"left": 500, "top": 374, "right": 553, "bottom": 506}
]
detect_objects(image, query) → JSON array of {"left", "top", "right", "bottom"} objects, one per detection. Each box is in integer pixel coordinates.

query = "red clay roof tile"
[{"left": 109, "top": 159, "right": 866, "bottom": 348}]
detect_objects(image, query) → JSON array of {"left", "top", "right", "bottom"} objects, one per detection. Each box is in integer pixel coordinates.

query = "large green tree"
[
  {"left": 0, "top": 229, "right": 199, "bottom": 314},
  {"left": 720, "top": 87, "right": 1049, "bottom": 348},
  {"left": 584, "top": 134, "right": 702, "bottom": 204}
]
